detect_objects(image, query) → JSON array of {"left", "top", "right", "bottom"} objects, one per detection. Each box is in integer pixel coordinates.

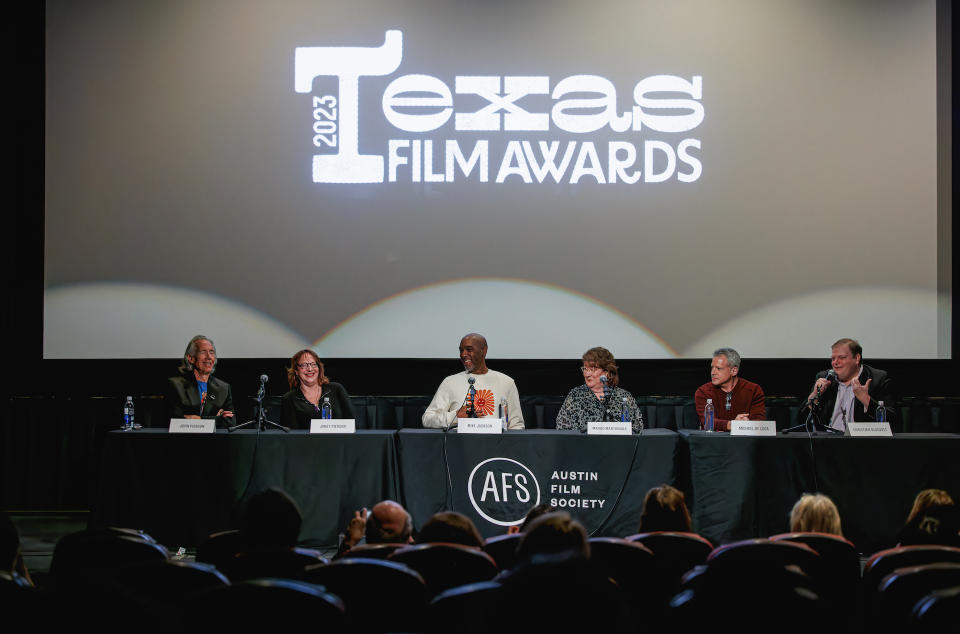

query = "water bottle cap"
[
  {"left": 878, "top": 400, "right": 884, "bottom": 406},
  {"left": 706, "top": 398, "right": 712, "bottom": 404},
  {"left": 323, "top": 396, "right": 330, "bottom": 402}
]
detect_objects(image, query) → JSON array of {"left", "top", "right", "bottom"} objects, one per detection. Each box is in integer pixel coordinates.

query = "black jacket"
[
  {"left": 280, "top": 382, "right": 355, "bottom": 429},
  {"left": 800, "top": 364, "right": 893, "bottom": 424},
  {"left": 165, "top": 368, "right": 235, "bottom": 425}
]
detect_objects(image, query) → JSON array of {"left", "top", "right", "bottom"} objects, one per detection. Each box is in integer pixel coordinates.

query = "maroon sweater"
[{"left": 694, "top": 378, "right": 766, "bottom": 432}]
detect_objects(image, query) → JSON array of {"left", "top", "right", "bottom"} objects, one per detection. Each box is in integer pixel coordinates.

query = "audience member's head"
[
  {"left": 898, "top": 504, "right": 960, "bottom": 547},
  {"left": 365, "top": 500, "right": 413, "bottom": 544},
  {"left": 416, "top": 511, "right": 484, "bottom": 547},
  {"left": 638, "top": 485, "right": 692, "bottom": 532},
  {"left": 905, "top": 489, "right": 954, "bottom": 525},
  {"left": 789, "top": 493, "right": 842, "bottom": 535},
  {"left": 239, "top": 488, "right": 303, "bottom": 551},
  {"left": 516, "top": 511, "right": 590, "bottom": 562},
  {"left": 505, "top": 503, "right": 557, "bottom": 535}
]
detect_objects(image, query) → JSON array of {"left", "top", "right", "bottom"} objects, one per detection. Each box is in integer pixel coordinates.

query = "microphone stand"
[
  {"left": 228, "top": 379, "right": 289, "bottom": 432},
  {"left": 467, "top": 379, "right": 477, "bottom": 418},
  {"left": 601, "top": 378, "right": 611, "bottom": 423},
  {"left": 782, "top": 385, "right": 842, "bottom": 435}
]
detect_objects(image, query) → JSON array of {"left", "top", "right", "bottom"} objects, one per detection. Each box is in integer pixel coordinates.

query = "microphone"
[
  {"left": 809, "top": 369, "right": 837, "bottom": 409},
  {"left": 467, "top": 376, "right": 476, "bottom": 418}
]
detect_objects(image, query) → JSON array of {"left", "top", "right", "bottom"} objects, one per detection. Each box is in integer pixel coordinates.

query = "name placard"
[
  {"left": 730, "top": 420, "right": 777, "bottom": 436},
  {"left": 457, "top": 418, "right": 503, "bottom": 434},
  {"left": 845, "top": 422, "right": 893, "bottom": 437},
  {"left": 310, "top": 419, "right": 357, "bottom": 434},
  {"left": 587, "top": 421, "right": 632, "bottom": 435},
  {"left": 169, "top": 419, "right": 215, "bottom": 434}
]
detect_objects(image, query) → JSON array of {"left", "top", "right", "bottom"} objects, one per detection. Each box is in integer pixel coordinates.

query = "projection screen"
[{"left": 44, "top": 0, "right": 950, "bottom": 359}]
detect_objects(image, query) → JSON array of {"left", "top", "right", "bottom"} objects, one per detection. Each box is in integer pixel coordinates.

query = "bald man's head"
[
  {"left": 366, "top": 500, "right": 413, "bottom": 544},
  {"left": 459, "top": 333, "right": 489, "bottom": 374}
]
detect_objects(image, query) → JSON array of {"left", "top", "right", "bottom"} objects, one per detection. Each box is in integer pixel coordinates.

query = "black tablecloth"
[
  {"left": 397, "top": 428, "right": 680, "bottom": 539},
  {"left": 91, "top": 428, "right": 960, "bottom": 554},
  {"left": 679, "top": 430, "right": 960, "bottom": 553},
  {"left": 92, "top": 429, "right": 399, "bottom": 547}
]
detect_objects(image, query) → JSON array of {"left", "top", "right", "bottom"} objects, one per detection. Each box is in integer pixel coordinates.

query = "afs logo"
[{"left": 468, "top": 457, "right": 540, "bottom": 527}]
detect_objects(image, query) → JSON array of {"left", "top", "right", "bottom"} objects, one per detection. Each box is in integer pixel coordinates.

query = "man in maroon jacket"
[{"left": 694, "top": 347, "right": 766, "bottom": 432}]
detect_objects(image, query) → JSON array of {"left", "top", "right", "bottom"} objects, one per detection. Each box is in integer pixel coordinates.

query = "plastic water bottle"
[
  {"left": 122, "top": 396, "right": 135, "bottom": 431},
  {"left": 876, "top": 400, "right": 887, "bottom": 423},
  {"left": 500, "top": 398, "right": 508, "bottom": 431},
  {"left": 704, "top": 398, "right": 715, "bottom": 432},
  {"left": 321, "top": 396, "right": 332, "bottom": 420},
  {"left": 621, "top": 397, "right": 630, "bottom": 423}
]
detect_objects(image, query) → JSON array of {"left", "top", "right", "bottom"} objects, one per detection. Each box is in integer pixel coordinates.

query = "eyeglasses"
[
  {"left": 579, "top": 366, "right": 602, "bottom": 374},
  {"left": 297, "top": 362, "right": 319, "bottom": 370}
]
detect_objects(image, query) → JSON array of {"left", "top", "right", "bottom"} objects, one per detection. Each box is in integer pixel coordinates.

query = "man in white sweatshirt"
[{"left": 422, "top": 332, "right": 525, "bottom": 430}]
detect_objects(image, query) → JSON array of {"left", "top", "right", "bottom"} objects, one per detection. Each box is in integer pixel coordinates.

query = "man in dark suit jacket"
[
  {"left": 165, "top": 335, "right": 235, "bottom": 424},
  {"left": 800, "top": 337, "right": 892, "bottom": 432}
]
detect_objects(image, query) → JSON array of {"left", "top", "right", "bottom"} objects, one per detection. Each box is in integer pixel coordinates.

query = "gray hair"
[
  {"left": 712, "top": 347, "right": 741, "bottom": 369},
  {"left": 179, "top": 335, "right": 216, "bottom": 372}
]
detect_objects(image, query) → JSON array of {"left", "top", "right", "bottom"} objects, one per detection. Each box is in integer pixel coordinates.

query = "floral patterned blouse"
[{"left": 555, "top": 384, "right": 644, "bottom": 433}]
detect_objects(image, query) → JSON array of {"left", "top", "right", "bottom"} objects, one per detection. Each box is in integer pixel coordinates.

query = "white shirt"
[
  {"left": 422, "top": 370, "right": 525, "bottom": 430},
  {"left": 830, "top": 366, "right": 862, "bottom": 432}
]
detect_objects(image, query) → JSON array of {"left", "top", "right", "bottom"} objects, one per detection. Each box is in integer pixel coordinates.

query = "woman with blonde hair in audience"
[{"left": 789, "top": 493, "right": 842, "bottom": 535}]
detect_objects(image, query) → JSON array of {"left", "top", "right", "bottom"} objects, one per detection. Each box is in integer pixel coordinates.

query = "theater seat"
[
  {"left": 862, "top": 545, "right": 960, "bottom": 596},
  {"left": 912, "top": 585, "right": 960, "bottom": 628},
  {"left": 424, "top": 581, "right": 501, "bottom": 634},
  {"left": 196, "top": 529, "right": 243, "bottom": 570},
  {"left": 217, "top": 547, "right": 327, "bottom": 582},
  {"left": 50, "top": 530, "right": 169, "bottom": 582},
  {"left": 708, "top": 538, "right": 823, "bottom": 577},
  {"left": 304, "top": 558, "right": 428, "bottom": 632},
  {"left": 483, "top": 533, "right": 523, "bottom": 571},
  {"left": 770, "top": 532, "right": 861, "bottom": 623},
  {"left": 339, "top": 542, "right": 404, "bottom": 560},
  {"left": 389, "top": 543, "right": 498, "bottom": 597},
  {"left": 589, "top": 537, "right": 671, "bottom": 627},
  {"left": 669, "top": 561, "right": 825, "bottom": 634},
  {"left": 770, "top": 533, "right": 860, "bottom": 591},
  {"left": 705, "top": 538, "right": 825, "bottom": 601},
  {"left": 588, "top": 537, "right": 658, "bottom": 593},
  {"left": 627, "top": 531, "right": 713, "bottom": 585},
  {"left": 113, "top": 559, "right": 229, "bottom": 604},
  {"left": 187, "top": 578, "right": 345, "bottom": 630},
  {"left": 871, "top": 563, "right": 960, "bottom": 633}
]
